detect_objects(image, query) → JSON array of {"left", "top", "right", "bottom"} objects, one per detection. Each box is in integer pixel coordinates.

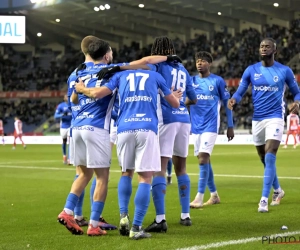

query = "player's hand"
[
  {"left": 96, "top": 66, "right": 121, "bottom": 80},
  {"left": 290, "top": 102, "right": 300, "bottom": 114},
  {"left": 171, "top": 86, "right": 183, "bottom": 99},
  {"left": 227, "top": 98, "right": 236, "bottom": 110},
  {"left": 227, "top": 127, "right": 234, "bottom": 142},
  {"left": 75, "top": 79, "right": 85, "bottom": 93},
  {"left": 166, "top": 55, "right": 183, "bottom": 63}
]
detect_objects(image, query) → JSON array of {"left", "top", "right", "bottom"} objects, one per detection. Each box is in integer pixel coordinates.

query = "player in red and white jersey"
[
  {"left": 0, "top": 118, "right": 4, "bottom": 145},
  {"left": 283, "top": 109, "right": 299, "bottom": 149},
  {"left": 13, "top": 117, "right": 26, "bottom": 149}
]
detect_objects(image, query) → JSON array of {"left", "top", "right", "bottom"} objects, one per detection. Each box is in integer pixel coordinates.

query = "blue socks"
[
  {"left": 198, "top": 163, "right": 209, "bottom": 193},
  {"left": 90, "top": 177, "right": 96, "bottom": 208},
  {"left": 73, "top": 174, "right": 85, "bottom": 217},
  {"left": 207, "top": 163, "right": 217, "bottom": 193},
  {"left": 177, "top": 174, "right": 190, "bottom": 213},
  {"left": 133, "top": 183, "right": 151, "bottom": 226},
  {"left": 167, "top": 159, "right": 172, "bottom": 176},
  {"left": 152, "top": 176, "right": 166, "bottom": 215},
  {"left": 262, "top": 153, "right": 276, "bottom": 198},
  {"left": 91, "top": 201, "right": 104, "bottom": 221},
  {"left": 62, "top": 143, "right": 66, "bottom": 156},
  {"left": 118, "top": 176, "right": 132, "bottom": 214},
  {"left": 64, "top": 193, "right": 79, "bottom": 212},
  {"left": 261, "top": 157, "right": 280, "bottom": 190}
]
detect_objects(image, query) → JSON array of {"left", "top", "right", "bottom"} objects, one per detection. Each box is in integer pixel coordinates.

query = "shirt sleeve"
[
  {"left": 285, "top": 67, "right": 300, "bottom": 101},
  {"left": 232, "top": 66, "right": 251, "bottom": 104},
  {"left": 104, "top": 73, "right": 119, "bottom": 91},
  {"left": 146, "top": 64, "right": 158, "bottom": 72},
  {"left": 157, "top": 74, "right": 171, "bottom": 97}
]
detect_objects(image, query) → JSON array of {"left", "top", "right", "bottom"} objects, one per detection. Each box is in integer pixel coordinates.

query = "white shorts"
[
  {"left": 72, "top": 126, "right": 111, "bottom": 168},
  {"left": 116, "top": 130, "right": 160, "bottom": 172},
  {"left": 60, "top": 128, "right": 69, "bottom": 139},
  {"left": 252, "top": 118, "right": 284, "bottom": 146},
  {"left": 194, "top": 132, "right": 218, "bottom": 156},
  {"left": 159, "top": 122, "right": 191, "bottom": 158},
  {"left": 110, "top": 120, "right": 117, "bottom": 144},
  {"left": 69, "top": 134, "right": 74, "bottom": 166}
]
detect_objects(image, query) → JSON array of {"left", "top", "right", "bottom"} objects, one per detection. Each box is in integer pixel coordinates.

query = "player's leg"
[
  {"left": 204, "top": 158, "right": 220, "bottom": 206},
  {"left": 60, "top": 128, "right": 68, "bottom": 164},
  {"left": 259, "top": 119, "right": 284, "bottom": 212},
  {"left": 172, "top": 123, "right": 192, "bottom": 225},
  {"left": 57, "top": 127, "right": 90, "bottom": 234},
  {"left": 110, "top": 120, "right": 117, "bottom": 149},
  {"left": 292, "top": 131, "right": 297, "bottom": 148},
  {"left": 283, "top": 132, "right": 289, "bottom": 148},
  {"left": 19, "top": 134, "right": 26, "bottom": 148},
  {"left": 68, "top": 129, "right": 74, "bottom": 165},
  {"left": 167, "top": 159, "right": 173, "bottom": 184},
  {"left": 130, "top": 131, "right": 159, "bottom": 240},
  {"left": 83, "top": 127, "right": 111, "bottom": 236},
  {"left": 12, "top": 132, "right": 17, "bottom": 149},
  {"left": 116, "top": 132, "right": 135, "bottom": 236},
  {"left": 146, "top": 124, "right": 174, "bottom": 232},
  {"left": 73, "top": 166, "right": 88, "bottom": 227}
]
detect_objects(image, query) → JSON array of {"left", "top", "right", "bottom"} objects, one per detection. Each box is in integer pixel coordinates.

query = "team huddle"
[{"left": 55, "top": 35, "right": 300, "bottom": 240}]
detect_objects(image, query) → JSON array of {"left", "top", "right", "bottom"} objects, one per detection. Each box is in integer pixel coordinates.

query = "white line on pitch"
[
  {"left": 0, "top": 165, "right": 300, "bottom": 180},
  {"left": 176, "top": 231, "right": 300, "bottom": 250}
]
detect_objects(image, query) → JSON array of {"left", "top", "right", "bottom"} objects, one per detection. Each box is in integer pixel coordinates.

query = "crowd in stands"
[{"left": 0, "top": 19, "right": 299, "bottom": 131}]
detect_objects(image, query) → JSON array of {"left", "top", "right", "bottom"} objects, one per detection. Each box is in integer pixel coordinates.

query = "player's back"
[
  {"left": 287, "top": 114, "right": 299, "bottom": 130},
  {"left": 151, "top": 62, "right": 193, "bottom": 124},
  {"left": 247, "top": 61, "right": 291, "bottom": 120},
  {"left": 14, "top": 119, "right": 22, "bottom": 133},
  {"left": 73, "top": 63, "right": 117, "bottom": 130},
  {"left": 113, "top": 69, "right": 164, "bottom": 134},
  {"left": 190, "top": 74, "right": 225, "bottom": 134}
]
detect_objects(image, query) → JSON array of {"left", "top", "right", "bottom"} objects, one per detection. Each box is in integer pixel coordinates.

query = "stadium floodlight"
[
  {"left": 100, "top": 5, "right": 105, "bottom": 10},
  {"left": 217, "top": 12, "right": 222, "bottom": 15},
  {"left": 273, "top": 3, "right": 279, "bottom": 7},
  {"left": 37, "top": 32, "right": 42, "bottom": 37},
  {"left": 138, "top": 4, "right": 144, "bottom": 8},
  {"left": 94, "top": 6, "right": 100, "bottom": 11},
  {"left": 105, "top": 4, "right": 110, "bottom": 9},
  {"left": 55, "top": 19, "right": 60, "bottom": 22}
]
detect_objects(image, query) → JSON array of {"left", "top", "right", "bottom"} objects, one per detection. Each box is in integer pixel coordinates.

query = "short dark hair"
[
  {"left": 151, "top": 36, "right": 176, "bottom": 56},
  {"left": 262, "top": 37, "right": 277, "bottom": 49},
  {"left": 195, "top": 51, "right": 213, "bottom": 63},
  {"left": 81, "top": 36, "right": 110, "bottom": 60}
]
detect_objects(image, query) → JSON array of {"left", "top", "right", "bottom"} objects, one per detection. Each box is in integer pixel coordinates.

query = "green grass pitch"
[{"left": 1, "top": 144, "right": 300, "bottom": 250}]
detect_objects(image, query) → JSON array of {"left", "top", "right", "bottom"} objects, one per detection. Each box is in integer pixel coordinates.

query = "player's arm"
[
  {"left": 285, "top": 68, "right": 300, "bottom": 113},
  {"left": 218, "top": 78, "right": 234, "bottom": 128},
  {"left": 54, "top": 105, "right": 64, "bottom": 119},
  {"left": 129, "top": 55, "right": 182, "bottom": 65},
  {"left": 286, "top": 115, "right": 290, "bottom": 131},
  {"left": 70, "top": 91, "right": 79, "bottom": 105},
  {"left": 185, "top": 76, "right": 197, "bottom": 105},
  {"left": 228, "top": 67, "right": 251, "bottom": 110}
]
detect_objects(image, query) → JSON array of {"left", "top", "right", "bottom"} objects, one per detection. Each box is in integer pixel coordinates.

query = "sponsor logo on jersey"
[
  {"left": 254, "top": 73, "right": 262, "bottom": 80},
  {"left": 172, "top": 107, "right": 189, "bottom": 115},
  {"left": 124, "top": 114, "right": 152, "bottom": 122},
  {"left": 253, "top": 85, "right": 279, "bottom": 92},
  {"left": 192, "top": 83, "right": 199, "bottom": 88},
  {"left": 72, "top": 126, "right": 94, "bottom": 131},
  {"left": 76, "top": 111, "right": 95, "bottom": 119},
  {"left": 197, "top": 94, "right": 214, "bottom": 100},
  {"left": 71, "top": 105, "right": 80, "bottom": 112},
  {"left": 124, "top": 95, "right": 152, "bottom": 103}
]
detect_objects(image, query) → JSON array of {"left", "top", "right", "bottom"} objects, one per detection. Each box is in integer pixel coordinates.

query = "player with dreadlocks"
[{"left": 144, "top": 36, "right": 197, "bottom": 233}]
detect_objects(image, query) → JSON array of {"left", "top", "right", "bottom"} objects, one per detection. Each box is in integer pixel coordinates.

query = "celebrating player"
[
  {"left": 228, "top": 38, "right": 300, "bottom": 212},
  {"left": 12, "top": 117, "right": 26, "bottom": 150},
  {"left": 54, "top": 95, "right": 72, "bottom": 164},
  {"left": 188, "top": 51, "right": 234, "bottom": 208},
  {"left": 144, "top": 36, "right": 197, "bottom": 232},
  {"left": 75, "top": 68, "right": 181, "bottom": 239},
  {"left": 283, "top": 105, "right": 299, "bottom": 149}
]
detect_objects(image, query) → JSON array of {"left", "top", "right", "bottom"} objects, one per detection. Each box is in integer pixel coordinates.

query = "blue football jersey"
[
  {"left": 67, "top": 62, "right": 94, "bottom": 124},
  {"left": 54, "top": 102, "right": 72, "bottom": 129},
  {"left": 148, "top": 62, "right": 196, "bottom": 124},
  {"left": 72, "top": 63, "right": 127, "bottom": 130},
  {"left": 233, "top": 61, "right": 300, "bottom": 121},
  {"left": 190, "top": 74, "right": 230, "bottom": 134},
  {"left": 104, "top": 69, "right": 171, "bottom": 134}
]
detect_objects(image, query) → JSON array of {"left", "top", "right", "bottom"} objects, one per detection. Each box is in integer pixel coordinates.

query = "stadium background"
[
  {"left": 1, "top": 1, "right": 300, "bottom": 250},
  {"left": 1, "top": 0, "right": 300, "bottom": 138}
]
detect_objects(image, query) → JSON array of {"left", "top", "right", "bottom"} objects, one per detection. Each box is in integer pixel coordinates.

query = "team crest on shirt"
[
  {"left": 273, "top": 76, "right": 279, "bottom": 82},
  {"left": 209, "top": 85, "right": 214, "bottom": 91}
]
